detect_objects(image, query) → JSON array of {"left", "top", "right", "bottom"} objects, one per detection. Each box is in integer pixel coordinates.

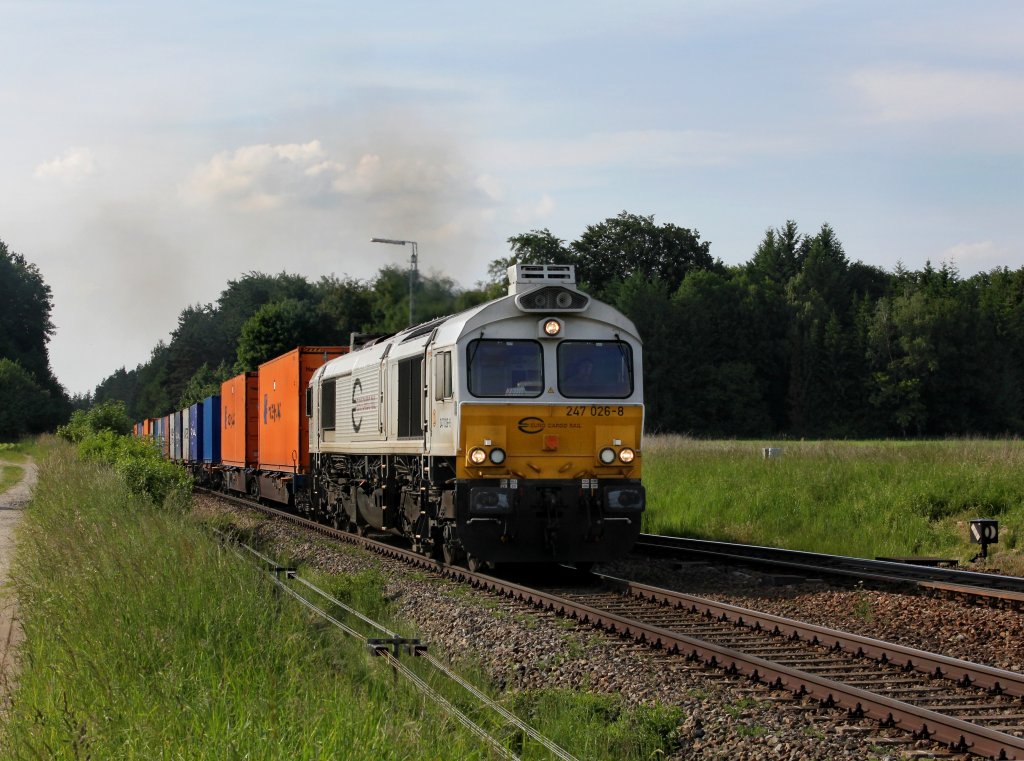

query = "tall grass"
[
  {"left": 4, "top": 441, "right": 685, "bottom": 759},
  {"left": 2, "top": 443, "right": 494, "bottom": 759},
  {"left": 643, "top": 437, "right": 1024, "bottom": 563}
]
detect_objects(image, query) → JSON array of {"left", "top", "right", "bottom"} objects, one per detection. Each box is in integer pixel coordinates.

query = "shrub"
[
  {"left": 76, "top": 428, "right": 191, "bottom": 508},
  {"left": 57, "top": 399, "right": 133, "bottom": 443}
]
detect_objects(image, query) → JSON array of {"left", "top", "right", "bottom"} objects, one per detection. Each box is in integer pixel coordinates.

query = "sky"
[{"left": 1, "top": 1, "right": 1022, "bottom": 395}]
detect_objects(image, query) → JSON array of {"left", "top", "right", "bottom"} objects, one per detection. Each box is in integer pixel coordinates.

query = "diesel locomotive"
[{"left": 305, "top": 264, "right": 646, "bottom": 569}]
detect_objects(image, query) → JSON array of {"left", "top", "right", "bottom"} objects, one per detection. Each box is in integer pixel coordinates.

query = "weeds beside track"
[{"left": 1, "top": 442, "right": 498, "bottom": 759}]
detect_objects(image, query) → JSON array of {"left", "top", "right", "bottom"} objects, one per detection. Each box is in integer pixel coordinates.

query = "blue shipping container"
[
  {"left": 188, "top": 403, "right": 204, "bottom": 462},
  {"left": 202, "top": 395, "right": 221, "bottom": 463}
]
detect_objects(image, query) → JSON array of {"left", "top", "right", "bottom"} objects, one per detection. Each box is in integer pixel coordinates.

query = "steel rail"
[
  {"left": 201, "top": 490, "right": 1024, "bottom": 758},
  {"left": 599, "top": 572, "right": 1024, "bottom": 699},
  {"left": 634, "top": 534, "right": 1024, "bottom": 603}
]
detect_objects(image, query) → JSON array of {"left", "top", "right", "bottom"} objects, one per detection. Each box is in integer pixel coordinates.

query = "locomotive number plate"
[{"left": 565, "top": 406, "right": 626, "bottom": 417}]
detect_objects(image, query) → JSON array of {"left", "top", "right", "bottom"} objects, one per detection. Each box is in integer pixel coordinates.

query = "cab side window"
[{"left": 434, "top": 351, "right": 452, "bottom": 400}]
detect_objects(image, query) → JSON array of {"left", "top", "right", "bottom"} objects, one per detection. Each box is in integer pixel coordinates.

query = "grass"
[
  {"left": 3, "top": 442, "right": 496, "bottom": 759},
  {"left": 3, "top": 439, "right": 684, "bottom": 759},
  {"left": 642, "top": 436, "right": 1024, "bottom": 569},
  {"left": 0, "top": 465, "right": 21, "bottom": 493},
  {"left": 0, "top": 440, "right": 41, "bottom": 464},
  {"left": 214, "top": 518, "right": 685, "bottom": 760}
]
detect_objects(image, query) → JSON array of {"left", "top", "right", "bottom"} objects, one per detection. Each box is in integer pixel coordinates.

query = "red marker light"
[{"left": 543, "top": 435, "right": 559, "bottom": 451}]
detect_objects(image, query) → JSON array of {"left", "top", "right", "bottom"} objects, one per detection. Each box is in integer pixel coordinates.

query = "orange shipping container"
[
  {"left": 258, "top": 346, "right": 347, "bottom": 474},
  {"left": 221, "top": 372, "right": 259, "bottom": 468}
]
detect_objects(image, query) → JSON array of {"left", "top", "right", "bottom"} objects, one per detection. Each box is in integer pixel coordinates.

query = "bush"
[
  {"left": 57, "top": 399, "right": 133, "bottom": 443},
  {"left": 76, "top": 429, "right": 191, "bottom": 508},
  {"left": 55, "top": 399, "right": 185, "bottom": 507}
]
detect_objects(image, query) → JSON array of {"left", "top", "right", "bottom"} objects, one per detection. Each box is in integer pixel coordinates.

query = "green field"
[{"left": 642, "top": 436, "right": 1024, "bottom": 570}]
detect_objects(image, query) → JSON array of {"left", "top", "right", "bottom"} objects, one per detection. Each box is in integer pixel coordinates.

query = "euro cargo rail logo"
[{"left": 517, "top": 417, "right": 545, "bottom": 434}]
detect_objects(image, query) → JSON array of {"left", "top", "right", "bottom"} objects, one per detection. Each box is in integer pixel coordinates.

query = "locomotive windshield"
[
  {"left": 467, "top": 339, "right": 544, "bottom": 397},
  {"left": 558, "top": 340, "right": 634, "bottom": 398}
]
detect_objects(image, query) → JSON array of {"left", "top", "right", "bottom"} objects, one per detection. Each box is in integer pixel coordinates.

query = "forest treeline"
[
  {"left": 92, "top": 212, "right": 1024, "bottom": 437},
  {"left": 504, "top": 214, "right": 1024, "bottom": 436},
  {"left": 6, "top": 213, "right": 1024, "bottom": 440}
]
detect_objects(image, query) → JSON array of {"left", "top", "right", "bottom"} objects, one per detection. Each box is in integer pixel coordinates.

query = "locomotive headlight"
[
  {"left": 543, "top": 319, "right": 562, "bottom": 336},
  {"left": 599, "top": 447, "right": 616, "bottom": 464},
  {"left": 469, "top": 447, "right": 487, "bottom": 464},
  {"left": 489, "top": 447, "right": 506, "bottom": 464},
  {"left": 619, "top": 447, "right": 636, "bottom": 464}
]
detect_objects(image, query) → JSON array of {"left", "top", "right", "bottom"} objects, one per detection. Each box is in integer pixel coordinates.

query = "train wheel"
[
  {"left": 442, "top": 542, "right": 458, "bottom": 566},
  {"left": 467, "top": 554, "right": 485, "bottom": 573}
]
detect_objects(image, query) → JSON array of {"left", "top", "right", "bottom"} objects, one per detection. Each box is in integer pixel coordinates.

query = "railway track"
[
  {"left": 633, "top": 534, "right": 1024, "bottom": 606},
  {"left": 200, "top": 490, "right": 1024, "bottom": 758}
]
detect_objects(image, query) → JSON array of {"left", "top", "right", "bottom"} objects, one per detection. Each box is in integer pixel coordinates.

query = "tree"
[
  {"left": 0, "top": 238, "right": 55, "bottom": 381},
  {"left": 747, "top": 220, "right": 803, "bottom": 286},
  {"left": 179, "top": 361, "right": 234, "bottom": 408},
  {"left": 569, "top": 212, "right": 715, "bottom": 298},
  {"left": 216, "top": 271, "right": 319, "bottom": 349},
  {"left": 664, "top": 270, "right": 771, "bottom": 435},
  {"left": 235, "top": 299, "right": 317, "bottom": 371},
  {"left": 0, "top": 238, "right": 70, "bottom": 431},
  {"left": 315, "top": 275, "right": 374, "bottom": 341},
  {"left": 0, "top": 359, "right": 51, "bottom": 439},
  {"left": 488, "top": 229, "right": 569, "bottom": 287}
]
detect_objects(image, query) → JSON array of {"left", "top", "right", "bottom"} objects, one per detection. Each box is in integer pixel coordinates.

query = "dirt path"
[{"left": 0, "top": 458, "right": 35, "bottom": 707}]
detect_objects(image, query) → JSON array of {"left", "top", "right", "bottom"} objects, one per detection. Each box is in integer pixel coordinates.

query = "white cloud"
[
  {"left": 944, "top": 240, "right": 1020, "bottom": 275},
  {"left": 34, "top": 147, "right": 96, "bottom": 182},
  {"left": 181, "top": 140, "right": 336, "bottom": 211},
  {"left": 849, "top": 66, "right": 1024, "bottom": 124},
  {"left": 182, "top": 140, "right": 476, "bottom": 211}
]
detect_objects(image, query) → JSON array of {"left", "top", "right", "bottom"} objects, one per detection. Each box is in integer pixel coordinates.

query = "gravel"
[{"left": 195, "top": 496, "right": 974, "bottom": 760}]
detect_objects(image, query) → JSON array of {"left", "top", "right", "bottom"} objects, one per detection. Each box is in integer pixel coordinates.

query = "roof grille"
[{"left": 507, "top": 264, "right": 576, "bottom": 295}]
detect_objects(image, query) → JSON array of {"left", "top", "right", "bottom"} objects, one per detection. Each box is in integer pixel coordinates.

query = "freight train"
[{"left": 136, "top": 264, "right": 645, "bottom": 569}]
